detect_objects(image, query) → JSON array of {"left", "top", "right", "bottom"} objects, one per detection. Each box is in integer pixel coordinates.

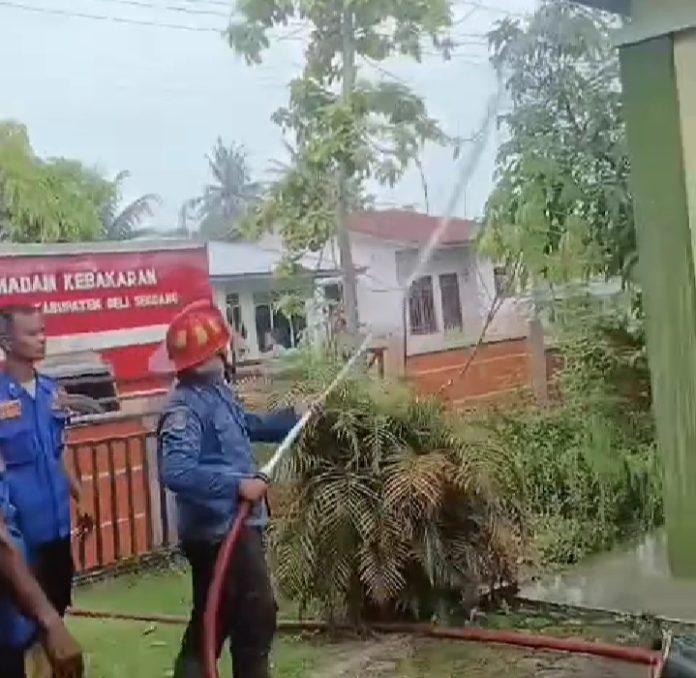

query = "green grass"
[
  {"left": 70, "top": 566, "right": 324, "bottom": 677},
  {"left": 69, "top": 568, "right": 649, "bottom": 677}
]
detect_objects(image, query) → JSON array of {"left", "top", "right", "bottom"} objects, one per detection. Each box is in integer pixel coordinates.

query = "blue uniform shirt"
[
  {"left": 158, "top": 377, "right": 298, "bottom": 543},
  {"left": 0, "top": 464, "right": 37, "bottom": 650},
  {"left": 0, "top": 372, "right": 71, "bottom": 548}
]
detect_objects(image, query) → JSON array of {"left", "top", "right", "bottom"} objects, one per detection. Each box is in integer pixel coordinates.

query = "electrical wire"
[
  {"left": 0, "top": 0, "right": 224, "bottom": 32},
  {"left": 85, "top": 0, "right": 231, "bottom": 18},
  {"left": 0, "top": 0, "right": 527, "bottom": 33}
]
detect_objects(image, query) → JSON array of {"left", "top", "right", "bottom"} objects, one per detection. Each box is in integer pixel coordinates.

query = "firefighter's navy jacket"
[
  {"left": 0, "top": 467, "right": 37, "bottom": 650},
  {"left": 0, "top": 373, "right": 71, "bottom": 549},
  {"left": 158, "top": 376, "right": 297, "bottom": 543}
]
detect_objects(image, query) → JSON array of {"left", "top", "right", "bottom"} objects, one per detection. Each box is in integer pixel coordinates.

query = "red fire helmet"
[{"left": 149, "top": 299, "right": 231, "bottom": 374}]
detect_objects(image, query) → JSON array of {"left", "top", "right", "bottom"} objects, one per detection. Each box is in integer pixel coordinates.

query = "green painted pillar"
[{"left": 619, "top": 15, "right": 696, "bottom": 575}]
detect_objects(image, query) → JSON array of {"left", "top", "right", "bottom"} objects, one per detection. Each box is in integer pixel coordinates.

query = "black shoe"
[{"left": 173, "top": 653, "right": 204, "bottom": 678}]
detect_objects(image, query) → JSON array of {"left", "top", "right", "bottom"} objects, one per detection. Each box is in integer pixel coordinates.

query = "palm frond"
[{"left": 268, "top": 346, "right": 522, "bottom": 623}]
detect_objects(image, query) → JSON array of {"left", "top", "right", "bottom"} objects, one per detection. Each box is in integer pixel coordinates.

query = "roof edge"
[
  {"left": 572, "top": 0, "right": 630, "bottom": 15},
  {"left": 0, "top": 239, "right": 206, "bottom": 258}
]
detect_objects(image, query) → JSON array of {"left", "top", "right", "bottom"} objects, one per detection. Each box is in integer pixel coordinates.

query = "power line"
[
  {"left": 455, "top": 0, "right": 527, "bottom": 19},
  {"left": 452, "top": 7, "right": 478, "bottom": 27},
  {"left": 0, "top": 0, "right": 518, "bottom": 48},
  {"left": 0, "top": 0, "right": 223, "bottom": 31},
  {"left": 164, "top": 0, "right": 230, "bottom": 7},
  {"left": 0, "top": 0, "right": 310, "bottom": 39},
  {"left": 86, "top": 0, "right": 231, "bottom": 18}
]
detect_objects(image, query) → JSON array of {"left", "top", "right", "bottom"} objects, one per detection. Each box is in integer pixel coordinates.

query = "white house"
[
  {"left": 256, "top": 210, "right": 531, "bottom": 359},
  {"left": 207, "top": 240, "right": 339, "bottom": 361},
  {"left": 344, "top": 210, "right": 530, "bottom": 357}
]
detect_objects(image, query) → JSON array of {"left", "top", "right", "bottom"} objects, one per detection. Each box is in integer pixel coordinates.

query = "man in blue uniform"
[
  {"left": 155, "top": 300, "right": 299, "bottom": 678},
  {"left": 0, "top": 456, "right": 83, "bottom": 677},
  {"left": 0, "top": 305, "right": 92, "bottom": 619}
]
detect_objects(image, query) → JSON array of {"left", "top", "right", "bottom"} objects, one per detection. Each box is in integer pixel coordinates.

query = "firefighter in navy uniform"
[
  {"left": 0, "top": 304, "right": 93, "bottom": 623},
  {"left": 0, "top": 453, "right": 83, "bottom": 678},
  {"left": 154, "top": 300, "right": 299, "bottom": 678}
]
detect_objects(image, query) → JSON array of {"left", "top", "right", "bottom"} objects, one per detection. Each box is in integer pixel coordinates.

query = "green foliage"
[
  {"left": 268, "top": 348, "right": 523, "bottom": 622},
  {"left": 229, "top": 0, "right": 454, "bottom": 265},
  {"left": 0, "top": 121, "right": 111, "bottom": 243},
  {"left": 474, "top": 305, "right": 660, "bottom": 567},
  {"left": 100, "top": 170, "right": 161, "bottom": 241},
  {"left": 481, "top": 1, "right": 635, "bottom": 287},
  {"left": 186, "top": 138, "right": 262, "bottom": 241}
]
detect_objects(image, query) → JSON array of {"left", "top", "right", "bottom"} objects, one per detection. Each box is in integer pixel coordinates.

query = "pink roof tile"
[{"left": 348, "top": 210, "right": 477, "bottom": 245}]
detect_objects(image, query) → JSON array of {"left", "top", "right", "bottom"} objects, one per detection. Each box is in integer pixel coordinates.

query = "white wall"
[
  {"left": 395, "top": 245, "right": 485, "bottom": 355},
  {"left": 255, "top": 231, "right": 529, "bottom": 356},
  {"left": 349, "top": 234, "right": 404, "bottom": 339},
  {"left": 472, "top": 255, "right": 531, "bottom": 342}
]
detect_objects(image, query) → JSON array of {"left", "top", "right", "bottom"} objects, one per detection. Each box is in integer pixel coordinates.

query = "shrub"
[
  {"left": 476, "top": 404, "right": 661, "bottom": 566},
  {"left": 472, "top": 302, "right": 661, "bottom": 567},
  {"left": 267, "top": 348, "right": 524, "bottom": 623}
]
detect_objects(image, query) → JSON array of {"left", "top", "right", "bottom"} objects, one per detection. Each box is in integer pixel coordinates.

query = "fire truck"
[{"left": 0, "top": 240, "right": 211, "bottom": 413}]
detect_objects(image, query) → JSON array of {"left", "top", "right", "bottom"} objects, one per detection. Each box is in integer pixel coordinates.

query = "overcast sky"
[{"left": 0, "top": 0, "right": 537, "bottom": 229}]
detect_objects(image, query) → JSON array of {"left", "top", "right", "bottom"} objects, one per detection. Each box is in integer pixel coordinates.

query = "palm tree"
[
  {"left": 188, "top": 138, "right": 262, "bottom": 240},
  {"left": 267, "top": 348, "right": 523, "bottom": 622},
  {"left": 101, "top": 170, "right": 161, "bottom": 240}
]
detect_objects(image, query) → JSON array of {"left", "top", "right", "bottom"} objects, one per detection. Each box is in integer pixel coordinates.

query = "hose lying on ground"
[
  {"left": 70, "top": 528, "right": 665, "bottom": 678},
  {"left": 69, "top": 607, "right": 664, "bottom": 675}
]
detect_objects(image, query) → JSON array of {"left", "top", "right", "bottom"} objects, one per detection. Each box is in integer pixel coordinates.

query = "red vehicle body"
[{"left": 0, "top": 240, "right": 211, "bottom": 400}]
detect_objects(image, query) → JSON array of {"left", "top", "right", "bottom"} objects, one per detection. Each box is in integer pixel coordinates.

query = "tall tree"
[
  {"left": 0, "top": 121, "right": 110, "bottom": 243},
  {"left": 481, "top": 1, "right": 634, "bottom": 290},
  {"left": 100, "top": 170, "right": 161, "bottom": 241},
  {"left": 228, "top": 0, "right": 453, "bottom": 334},
  {"left": 187, "top": 138, "right": 262, "bottom": 241}
]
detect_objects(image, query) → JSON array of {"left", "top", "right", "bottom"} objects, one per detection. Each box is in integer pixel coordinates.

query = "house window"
[
  {"left": 225, "top": 293, "right": 244, "bottom": 337},
  {"left": 254, "top": 292, "right": 307, "bottom": 353},
  {"left": 439, "top": 273, "right": 463, "bottom": 331},
  {"left": 324, "top": 283, "right": 342, "bottom": 306},
  {"left": 493, "top": 265, "right": 511, "bottom": 298},
  {"left": 408, "top": 276, "right": 437, "bottom": 335}
]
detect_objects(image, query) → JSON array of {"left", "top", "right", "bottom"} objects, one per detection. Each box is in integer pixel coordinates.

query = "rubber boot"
[{"left": 173, "top": 652, "right": 205, "bottom": 678}]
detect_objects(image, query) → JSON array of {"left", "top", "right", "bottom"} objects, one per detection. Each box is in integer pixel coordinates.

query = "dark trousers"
[
  {"left": 175, "top": 528, "right": 277, "bottom": 678},
  {"left": 34, "top": 538, "right": 74, "bottom": 617},
  {"left": 0, "top": 648, "right": 25, "bottom": 678}
]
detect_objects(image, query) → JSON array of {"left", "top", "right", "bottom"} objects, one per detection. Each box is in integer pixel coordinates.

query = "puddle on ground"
[{"left": 521, "top": 531, "right": 696, "bottom": 621}]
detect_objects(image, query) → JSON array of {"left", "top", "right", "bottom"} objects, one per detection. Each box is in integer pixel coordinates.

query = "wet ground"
[
  {"left": 310, "top": 636, "right": 652, "bottom": 677},
  {"left": 521, "top": 531, "right": 696, "bottom": 622}
]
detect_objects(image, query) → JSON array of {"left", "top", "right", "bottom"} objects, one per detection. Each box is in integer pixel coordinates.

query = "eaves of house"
[
  {"left": 348, "top": 210, "right": 479, "bottom": 249},
  {"left": 572, "top": 0, "right": 630, "bottom": 15},
  {"left": 207, "top": 240, "right": 339, "bottom": 282}
]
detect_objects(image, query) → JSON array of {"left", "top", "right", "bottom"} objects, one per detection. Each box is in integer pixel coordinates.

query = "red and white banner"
[{"left": 0, "top": 245, "right": 212, "bottom": 393}]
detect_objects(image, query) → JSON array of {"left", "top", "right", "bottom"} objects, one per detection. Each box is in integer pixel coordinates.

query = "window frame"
[
  {"left": 408, "top": 275, "right": 438, "bottom": 336},
  {"left": 439, "top": 272, "right": 463, "bottom": 332}
]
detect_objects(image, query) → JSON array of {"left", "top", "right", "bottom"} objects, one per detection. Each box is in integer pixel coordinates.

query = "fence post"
[
  {"left": 145, "top": 434, "right": 163, "bottom": 548},
  {"left": 527, "top": 318, "right": 549, "bottom": 405}
]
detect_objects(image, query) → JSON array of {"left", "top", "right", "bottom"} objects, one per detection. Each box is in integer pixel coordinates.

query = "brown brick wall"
[
  {"left": 406, "top": 338, "right": 537, "bottom": 407},
  {"left": 63, "top": 340, "right": 558, "bottom": 573}
]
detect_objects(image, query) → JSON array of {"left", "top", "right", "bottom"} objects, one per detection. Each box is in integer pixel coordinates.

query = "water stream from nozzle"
[{"left": 260, "top": 80, "right": 503, "bottom": 480}]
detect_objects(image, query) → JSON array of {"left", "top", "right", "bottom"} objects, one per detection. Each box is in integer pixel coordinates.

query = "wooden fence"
[{"left": 66, "top": 414, "right": 172, "bottom": 573}]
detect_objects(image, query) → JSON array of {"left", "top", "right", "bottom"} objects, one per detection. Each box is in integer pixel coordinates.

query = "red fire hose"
[
  {"left": 188, "top": 498, "right": 664, "bottom": 678},
  {"left": 69, "top": 499, "right": 665, "bottom": 677},
  {"left": 202, "top": 501, "right": 251, "bottom": 678},
  {"left": 70, "top": 604, "right": 665, "bottom": 677}
]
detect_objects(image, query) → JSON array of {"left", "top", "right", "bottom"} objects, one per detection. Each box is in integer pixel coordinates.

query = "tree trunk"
[{"left": 336, "top": 2, "right": 360, "bottom": 338}]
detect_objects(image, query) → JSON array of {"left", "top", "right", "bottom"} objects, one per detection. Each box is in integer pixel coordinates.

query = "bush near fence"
[{"left": 66, "top": 336, "right": 555, "bottom": 574}]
